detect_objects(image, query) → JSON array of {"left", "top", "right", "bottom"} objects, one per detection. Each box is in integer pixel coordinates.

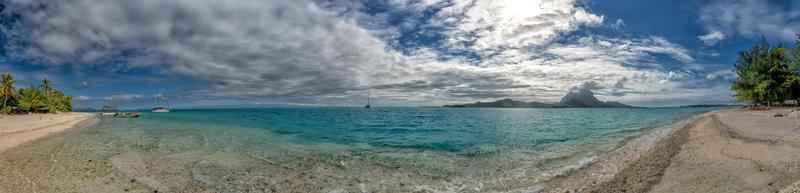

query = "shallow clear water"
[{"left": 0, "top": 107, "right": 720, "bottom": 192}]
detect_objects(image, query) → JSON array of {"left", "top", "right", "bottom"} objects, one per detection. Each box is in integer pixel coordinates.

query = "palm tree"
[
  {"left": 0, "top": 73, "right": 14, "bottom": 113},
  {"left": 15, "top": 86, "right": 44, "bottom": 113},
  {"left": 40, "top": 79, "right": 51, "bottom": 96},
  {"left": 66, "top": 95, "right": 73, "bottom": 111},
  {"left": 46, "top": 90, "right": 66, "bottom": 113}
]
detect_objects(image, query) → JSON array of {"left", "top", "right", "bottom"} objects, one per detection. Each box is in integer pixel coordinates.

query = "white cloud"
[
  {"left": 109, "top": 94, "right": 142, "bottom": 100},
  {"left": 72, "top": 81, "right": 90, "bottom": 89},
  {"left": 699, "top": 0, "right": 800, "bottom": 41},
  {"left": 76, "top": 96, "right": 91, "bottom": 100},
  {"left": 153, "top": 93, "right": 168, "bottom": 100},
  {"left": 435, "top": 0, "right": 604, "bottom": 53},
  {"left": 0, "top": 0, "right": 732, "bottom": 106},
  {"left": 705, "top": 70, "right": 736, "bottom": 81},
  {"left": 698, "top": 30, "right": 726, "bottom": 46},
  {"left": 610, "top": 19, "right": 625, "bottom": 29},
  {"left": 4, "top": 0, "right": 400, "bottom": 97}
]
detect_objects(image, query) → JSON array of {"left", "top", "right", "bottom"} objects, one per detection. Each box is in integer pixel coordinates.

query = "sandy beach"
[
  {"left": 0, "top": 112, "right": 96, "bottom": 155},
  {"left": 546, "top": 108, "right": 800, "bottom": 193}
]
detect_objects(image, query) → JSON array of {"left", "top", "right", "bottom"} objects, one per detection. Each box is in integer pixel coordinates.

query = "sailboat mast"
[
  {"left": 164, "top": 89, "right": 169, "bottom": 108},
  {"left": 367, "top": 91, "right": 370, "bottom": 106}
]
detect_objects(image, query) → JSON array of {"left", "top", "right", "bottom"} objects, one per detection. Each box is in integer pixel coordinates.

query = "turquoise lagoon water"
[{"left": 0, "top": 107, "right": 721, "bottom": 192}]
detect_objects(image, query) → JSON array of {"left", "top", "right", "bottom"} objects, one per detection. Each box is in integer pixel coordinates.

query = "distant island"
[{"left": 444, "top": 87, "right": 636, "bottom": 108}]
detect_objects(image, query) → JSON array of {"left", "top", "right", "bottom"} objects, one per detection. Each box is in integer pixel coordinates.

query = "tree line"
[
  {"left": 732, "top": 35, "right": 800, "bottom": 106},
  {"left": 0, "top": 73, "right": 73, "bottom": 114}
]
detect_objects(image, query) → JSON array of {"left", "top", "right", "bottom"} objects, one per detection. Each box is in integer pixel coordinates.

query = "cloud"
[
  {"left": 610, "top": 19, "right": 625, "bottom": 29},
  {"left": 571, "top": 81, "right": 602, "bottom": 91},
  {"left": 153, "top": 93, "right": 168, "bottom": 100},
  {"left": 698, "top": 30, "right": 726, "bottom": 46},
  {"left": 72, "top": 81, "right": 90, "bottom": 89},
  {"left": 698, "top": 0, "right": 800, "bottom": 41},
  {"left": 76, "top": 95, "right": 91, "bottom": 100},
  {"left": 0, "top": 0, "right": 732, "bottom": 106},
  {"left": 3, "top": 0, "right": 400, "bottom": 97},
  {"left": 434, "top": 0, "right": 604, "bottom": 54},
  {"left": 109, "top": 94, "right": 142, "bottom": 100},
  {"left": 705, "top": 70, "right": 736, "bottom": 81}
]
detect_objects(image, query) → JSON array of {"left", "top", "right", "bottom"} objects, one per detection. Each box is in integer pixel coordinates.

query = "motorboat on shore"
[{"left": 114, "top": 112, "right": 141, "bottom": 118}]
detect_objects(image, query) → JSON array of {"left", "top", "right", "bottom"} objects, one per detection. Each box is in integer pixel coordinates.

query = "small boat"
[
  {"left": 152, "top": 90, "right": 171, "bottom": 113},
  {"left": 152, "top": 106, "right": 170, "bottom": 113},
  {"left": 364, "top": 91, "right": 371, "bottom": 109},
  {"left": 115, "top": 112, "right": 141, "bottom": 118}
]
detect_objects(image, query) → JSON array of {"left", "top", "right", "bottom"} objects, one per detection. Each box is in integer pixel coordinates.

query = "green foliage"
[
  {"left": 15, "top": 87, "right": 44, "bottom": 112},
  {"left": 66, "top": 95, "right": 73, "bottom": 111},
  {"left": 44, "top": 90, "right": 71, "bottom": 113},
  {"left": 732, "top": 36, "right": 800, "bottom": 106},
  {"left": 40, "top": 79, "right": 50, "bottom": 94},
  {"left": 0, "top": 73, "right": 14, "bottom": 111},
  {"left": 0, "top": 73, "right": 74, "bottom": 114}
]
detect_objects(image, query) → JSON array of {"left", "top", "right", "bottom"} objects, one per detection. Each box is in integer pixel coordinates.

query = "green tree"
[
  {"left": 784, "top": 76, "right": 800, "bottom": 105},
  {"left": 40, "top": 78, "right": 51, "bottom": 96},
  {"left": 732, "top": 38, "right": 796, "bottom": 106},
  {"left": 789, "top": 35, "right": 800, "bottom": 105},
  {"left": 0, "top": 73, "right": 14, "bottom": 113},
  {"left": 0, "top": 74, "right": 75, "bottom": 113},
  {"left": 15, "top": 86, "right": 44, "bottom": 112},
  {"left": 45, "top": 90, "right": 60, "bottom": 113},
  {"left": 65, "top": 94, "right": 73, "bottom": 111}
]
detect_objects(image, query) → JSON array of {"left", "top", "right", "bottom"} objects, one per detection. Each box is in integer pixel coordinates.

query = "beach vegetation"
[
  {"left": 732, "top": 35, "right": 800, "bottom": 106},
  {"left": 0, "top": 73, "right": 15, "bottom": 113},
  {"left": 15, "top": 86, "right": 44, "bottom": 112},
  {"left": 0, "top": 72, "right": 73, "bottom": 114}
]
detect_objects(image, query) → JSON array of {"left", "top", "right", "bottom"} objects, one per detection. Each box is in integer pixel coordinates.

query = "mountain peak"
[
  {"left": 444, "top": 89, "right": 636, "bottom": 108},
  {"left": 557, "top": 88, "right": 633, "bottom": 108}
]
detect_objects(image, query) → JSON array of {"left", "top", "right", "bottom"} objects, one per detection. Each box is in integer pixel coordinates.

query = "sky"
[{"left": 0, "top": 0, "right": 799, "bottom": 108}]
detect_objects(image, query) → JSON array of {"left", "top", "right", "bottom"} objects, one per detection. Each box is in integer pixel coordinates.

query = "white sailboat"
[
  {"left": 152, "top": 91, "right": 170, "bottom": 113},
  {"left": 364, "top": 91, "right": 371, "bottom": 109}
]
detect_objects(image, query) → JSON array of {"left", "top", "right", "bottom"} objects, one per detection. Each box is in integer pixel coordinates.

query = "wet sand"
[
  {"left": 0, "top": 112, "right": 95, "bottom": 155},
  {"left": 545, "top": 108, "right": 800, "bottom": 193}
]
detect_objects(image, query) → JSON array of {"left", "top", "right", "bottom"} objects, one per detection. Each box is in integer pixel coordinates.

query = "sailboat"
[
  {"left": 364, "top": 92, "right": 371, "bottom": 109},
  {"left": 152, "top": 90, "right": 171, "bottom": 113}
]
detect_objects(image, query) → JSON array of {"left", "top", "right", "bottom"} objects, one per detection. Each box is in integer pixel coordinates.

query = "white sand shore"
[
  {"left": 0, "top": 112, "right": 95, "bottom": 155},
  {"left": 545, "top": 108, "right": 800, "bottom": 193}
]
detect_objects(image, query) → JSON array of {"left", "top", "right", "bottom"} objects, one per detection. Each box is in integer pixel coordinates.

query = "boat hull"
[{"left": 115, "top": 112, "right": 141, "bottom": 118}]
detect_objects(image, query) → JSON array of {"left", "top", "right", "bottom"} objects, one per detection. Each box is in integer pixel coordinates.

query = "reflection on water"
[{"left": 0, "top": 107, "right": 717, "bottom": 192}]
